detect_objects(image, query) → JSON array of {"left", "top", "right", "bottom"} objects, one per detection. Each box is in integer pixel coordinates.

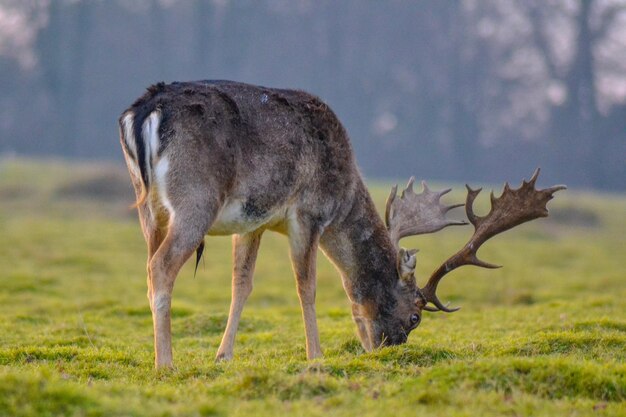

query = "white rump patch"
[
  {"left": 154, "top": 157, "right": 175, "bottom": 219},
  {"left": 121, "top": 112, "right": 140, "bottom": 178},
  {"left": 122, "top": 112, "right": 136, "bottom": 155},
  {"left": 142, "top": 110, "right": 161, "bottom": 179}
]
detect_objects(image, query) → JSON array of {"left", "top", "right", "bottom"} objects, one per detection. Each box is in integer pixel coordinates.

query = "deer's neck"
[{"left": 320, "top": 182, "right": 398, "bottom": 306}]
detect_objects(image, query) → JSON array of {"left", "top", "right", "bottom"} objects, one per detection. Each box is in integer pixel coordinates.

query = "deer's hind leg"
[
  {"left": 147, "top": 203, "right": 218, "bottom": 368},
  {"left": 137, "top": 205, "right": 167, "bottom": 310},
  {"left": 145, "top": 162, "right": 224, "bottom": 368},
  {"left": 216, "top": 230, "right": 263, "bottom": 361},
  {"left": 125, "top": 170, "right": 166, "bottom": 306}
]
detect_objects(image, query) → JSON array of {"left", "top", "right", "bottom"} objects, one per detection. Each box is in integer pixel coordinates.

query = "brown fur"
[{"left": 120, "top": 80, "right": 423, "bottom": 368}]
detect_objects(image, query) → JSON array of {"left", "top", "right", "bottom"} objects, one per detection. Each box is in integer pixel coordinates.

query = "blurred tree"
[
  {"left": 520, "top": 0, "right": 626, "bottom": 188},
  {"left": 0, "top": 0, "right": 624, "bottom": 189},
  {"left": 36, "top": 0, "right": 94, "bottom": 156}
]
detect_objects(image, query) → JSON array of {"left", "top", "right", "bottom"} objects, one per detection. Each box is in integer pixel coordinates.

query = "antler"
[
  {"left": 385, "top": 177, "right": 467, "bottom": 249},
  {"left": 419, "top": 169, "right": 566, "bottom": 312}
]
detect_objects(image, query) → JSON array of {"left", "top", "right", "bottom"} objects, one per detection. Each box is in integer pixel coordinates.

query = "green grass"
[{"left": 0, "top": 158, "right": 625, "bottom": 416}]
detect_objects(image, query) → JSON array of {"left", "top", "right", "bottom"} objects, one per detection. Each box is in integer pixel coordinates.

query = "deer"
[{"left": 119, "top": 80, "right": 565, "bottom": 368}]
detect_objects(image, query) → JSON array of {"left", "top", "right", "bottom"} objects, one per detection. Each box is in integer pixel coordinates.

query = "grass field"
[{"left": 0, "top": 159, "right": 624, "bottom": 416}]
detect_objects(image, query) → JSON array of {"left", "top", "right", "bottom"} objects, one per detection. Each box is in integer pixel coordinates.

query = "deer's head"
[
  {"left": 350, "top": 247, "right": 426, "bottom": 349},
  {"left": 353, "top": 169, "right": 565, "bottom": 351}
]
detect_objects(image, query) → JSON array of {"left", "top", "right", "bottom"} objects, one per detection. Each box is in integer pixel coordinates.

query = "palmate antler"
[
  {"left": 386, "top": 169, "right": 566, "bottom": 313},
  {"left": 385, "top": 177, "right": 467, "bottom": 247},
  {"left": 420, "top": 169, "right": 566, "bottom": 312}
]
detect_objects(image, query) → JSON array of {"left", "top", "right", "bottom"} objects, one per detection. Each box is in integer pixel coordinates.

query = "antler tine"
[
  {"left": 405, "top": 176, "right": 415, "bottom": 194},
  {"left": 446, "top": 203, "right": 465, "bottom": 213},
  {"left": 420, "top": 169, "right": 566, "bottom": 313},
  {"left": 438, "top": 187, "right": 451, "bottom": 197},
  {"left": 385, "top": 178, "right": 467, "bottom": 249},
  {"left": 385, "top": 184, "right": 398, "bottom": 229},
  {"left": 464, "top": 185, "right": 482, "bottom": 227},
  {"left": 547, "top": 184, "right": 568, "bottom": 194},
  {"left": 528, "top": 167, "right": 540, "bottom": 186}
]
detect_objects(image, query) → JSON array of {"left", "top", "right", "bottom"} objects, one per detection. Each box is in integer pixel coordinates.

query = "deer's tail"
[{"left": 119, "top": 109, "right": 162, "bottom": 208}]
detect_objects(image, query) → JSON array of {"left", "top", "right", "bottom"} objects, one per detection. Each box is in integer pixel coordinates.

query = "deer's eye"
[{"left": 410, "top": 313, "right": 420, "bottom": 326}]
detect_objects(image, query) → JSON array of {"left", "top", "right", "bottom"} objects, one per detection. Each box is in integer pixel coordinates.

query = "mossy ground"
[{"left": 0, "top": 159, "right": 624, "bottom": 416}]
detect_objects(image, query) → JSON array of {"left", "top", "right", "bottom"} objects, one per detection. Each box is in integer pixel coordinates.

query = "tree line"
[{"left": 0, "top": 0, "right": 624, "bottom": 190}]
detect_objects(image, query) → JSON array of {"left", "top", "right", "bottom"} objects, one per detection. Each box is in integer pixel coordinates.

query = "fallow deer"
[{"left": 119, "top": 80, "right": 565, "bottom": 368}]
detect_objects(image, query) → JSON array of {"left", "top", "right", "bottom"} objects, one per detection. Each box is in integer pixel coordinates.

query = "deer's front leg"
[
  {"left": 216, "top": 231, "right": 263, "bottom": 361},
  {"left": 288, "top": 218, "right": 323, "bottom": 360}
]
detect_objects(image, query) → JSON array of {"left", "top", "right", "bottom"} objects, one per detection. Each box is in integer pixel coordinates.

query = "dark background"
[{"left": 1, "top": 0, "right": 625, "bottom": 190}]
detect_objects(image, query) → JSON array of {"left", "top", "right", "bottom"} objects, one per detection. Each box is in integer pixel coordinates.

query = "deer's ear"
[{"left": 397, "top": 248, "right": 418, "bottom": 283}]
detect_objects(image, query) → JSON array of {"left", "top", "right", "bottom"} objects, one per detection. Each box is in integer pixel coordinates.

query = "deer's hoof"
[{"left": 215, "top": 351, "right": 233, "bottom": 362}]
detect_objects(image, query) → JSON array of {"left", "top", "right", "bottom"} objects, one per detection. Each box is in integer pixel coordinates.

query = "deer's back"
[{"left": 121, "top": 80, "right": 361, "bottom": 235}]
